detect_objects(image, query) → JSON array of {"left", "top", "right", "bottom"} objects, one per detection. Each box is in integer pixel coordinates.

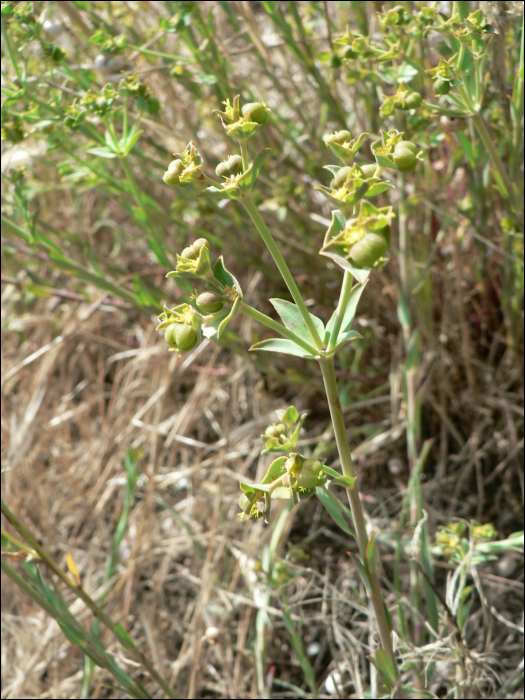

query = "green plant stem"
[
  {"left": 511, "top": 9, "right": 524, "bottom": 179},
  {"left": 121, "top": 157, "right": 144, "bottom": 210},
  {"left": 239, "top": 140, "right": 249, "bottom": 171},
  {"left": 318, "top": 358, "right": 400, "bottom": 684},
  {"left": 1, "top": 500, "right": 177, "bottom": 700},
  {"left": 327, "top": 270, "right": 353, "bottom": 352},
  {"left": 239, "top": 301, "right": 318, "bottom": 356},
  {"left": 242, "top": 197, "right": 324, "bottom": 350},
  {"left": 421, "top": 101, "right": 467, "bottom": 117},
  {"left": 1, "top": 19, "right": 22, "bottom": 83},
  {"left": 469, "top": 112, "right": 515, "bottom": 207},
  {"left": 398, "top": 171, "right": 409, "bottom": 303}
]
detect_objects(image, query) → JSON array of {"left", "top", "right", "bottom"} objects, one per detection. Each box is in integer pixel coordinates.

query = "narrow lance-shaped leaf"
[{"left": 249, "top": 338, "right": 318, "bottom": 359}]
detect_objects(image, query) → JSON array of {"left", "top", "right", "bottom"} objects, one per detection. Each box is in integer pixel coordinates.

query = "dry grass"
[{"left": 2, "top": 246, "right": 523, "bottom": 698}]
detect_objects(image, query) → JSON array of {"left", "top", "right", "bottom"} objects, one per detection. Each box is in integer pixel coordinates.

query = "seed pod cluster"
[
  {"left": 296, "top": 458, "right": 327, "bottom": 489},
  {"left": 163, "top": 159, "right": 187, "bottom": 187},
  {"left": 164, "top": 323, "right": 198, "bottom": 351},
  {"left": 348, "top": 225, "right": 391, "bottom": 269},
  {"left": 392, "top": 141, "right": 418, "bottom": 172},
  {"left": 216, "top": 154, "right": 243, "bottom": 179},
  {"left": 180, "top": 238, "right": 208, "bottom": 260}
]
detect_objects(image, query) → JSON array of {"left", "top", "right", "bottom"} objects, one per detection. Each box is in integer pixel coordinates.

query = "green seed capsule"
[
  {"left": 239, "top": 493, "right": 253, "bottom": 515},
  {"left": 215, "top": 154, "right": 243, "bottom": 179},
  {"left": 349, "top": 233, "right": 389, "bottom": 268},
  {"left": 393, "top": 141, "right": 418, "bottom": 172},
  {"left": 326, "top": 130, "right": 351, "bottom": 145},
  {"left": 190, "top": 238, "right": 208, "bottom": 258},
  {"left": 174, "top": 324, "right": 198, "bottom": 351},
  {"left": 264, "top": 423, "right": 287, "bottom": 439},
  {"left": 360, "top": 164, "right": 378, "bottom": 178},
  {"left": 405, "top": 92, "right": 422, "bottom": 109},
  {"left": 330, "top": 166, "right": 352, "bottom": 189},
  {"left": 164, "top": 323, "right": 178, "bottom": 347},
  {"left": 181, "top": 246, "right": 196, "bottom": 260},
  {"left": 296, "top": 458, "right": 326, "bottom": 489},
  {"left": 241, "top": 102, "right": 267, "bottom": 125},
  {"left": 433, "top": 79, "right": 451, "bottom": 95},
  {"left": 196, "top": 291, "right": 223, "bottom": 314},
  {"left": 163, "top": 159, "right": 186, "bottom": 186}
]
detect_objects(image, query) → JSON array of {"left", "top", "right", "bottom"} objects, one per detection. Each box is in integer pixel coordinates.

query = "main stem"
[
  {"left": 242, "top": 197, "right": 324, "bottom": 350},
  {"left": 318, "top": 357, "right": 399, "bottom": 677}
]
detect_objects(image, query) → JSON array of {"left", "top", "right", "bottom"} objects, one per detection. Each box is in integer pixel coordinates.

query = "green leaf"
[
  {"left": 213, "top": 255, "right": 243, "bottom": 296},
  {"left": 348, "top": 553, "right": 372, "bottom": 594},
  {"left": 329, "top": 330, "right": 363, "bottom": 355},
  {"left": 315, "top": 486, "right": 355, "bottom": 537},
  {"left": 373, "top": 648, "right": 399, "bottom": 691},
  {"left": 320, "top": 464, "right": 342, "bottom": 479},
  {"left": 269, "top": 298, "right": 324, "bottom": 345},
  {"left": 35, "top": 568, "right": 59, "bottom": 612},
  {"left": 278, "top": 406, "right": 299, "bottom": 426},
  {"left": 85, "top": 147, "right": 118, "bottom": 159},
  {"left": 240, "top": 480, "right": 271, "bottom": 493},
  {"left": 201, "top": 308, "right": 230, "bottom": 342},
  {"left": 86, "top": 239, "right": 101, "bottom": 276},
  {"left": 272, "top": 486, "right": 293, "bottom": 499},
  {"left": 114, "top": 623, "right": 136, "bottom": 652},
  {"left": 203, "top": 184, "right": 242, "bottom": 200},
  {"left": 331, "top": 475, "right": 357, "bottom": 488},
  {"left": 320, "top": 249, "right": 372, "bottom": 282},
  {"left": 218, "top": 295, "right": 241, "bottom": 341},
  {"left": 365, "top": 531, "right": 378, "bottom": 574},
  {"left": 237, "top": 149, "right": 269, "bottom": 192},
  {"left": 366, "top": 180, "right": 395, "bottom": 197},
  {"left": 260, "top": 456, "right": 287, "bottom": 484},
  {"left": 249, "top": 338, "right": 317, "bottom": 359},
  {"left": 58, "top": 619, "right": 87, "bottom": 646},
  {"left": 326, "top": 280, "right": 368, "bottom": 342}
]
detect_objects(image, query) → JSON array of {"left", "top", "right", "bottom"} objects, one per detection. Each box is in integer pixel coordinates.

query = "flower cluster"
[
  {"left": 317, "top": 127, "right": 422, "bottom": 271},
  {"left": 159, "top": 238, "right": 243, "bottom": 352}
]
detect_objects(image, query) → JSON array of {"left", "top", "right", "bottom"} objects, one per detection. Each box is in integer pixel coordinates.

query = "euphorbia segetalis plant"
[{"left": 159, "top": 94, "right": 421, "bottom": 697}]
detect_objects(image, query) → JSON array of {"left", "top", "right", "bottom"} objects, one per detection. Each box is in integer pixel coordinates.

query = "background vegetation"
[{"left": 2, "top": 1, "right": 523, "bottom": 698}]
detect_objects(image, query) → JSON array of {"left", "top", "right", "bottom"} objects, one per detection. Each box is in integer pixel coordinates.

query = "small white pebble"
[
  {"left": 42, "top": 20, "right": 62, "bottom": 38},
  {"left": 204, "top": 626, "right": 220, "bottom": 643},
  {"left": 306, "top": 641, "right": 320, "bottom": 656},
  {"left": 325, "top": 671, "right": 342, "bottom": 695}
]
